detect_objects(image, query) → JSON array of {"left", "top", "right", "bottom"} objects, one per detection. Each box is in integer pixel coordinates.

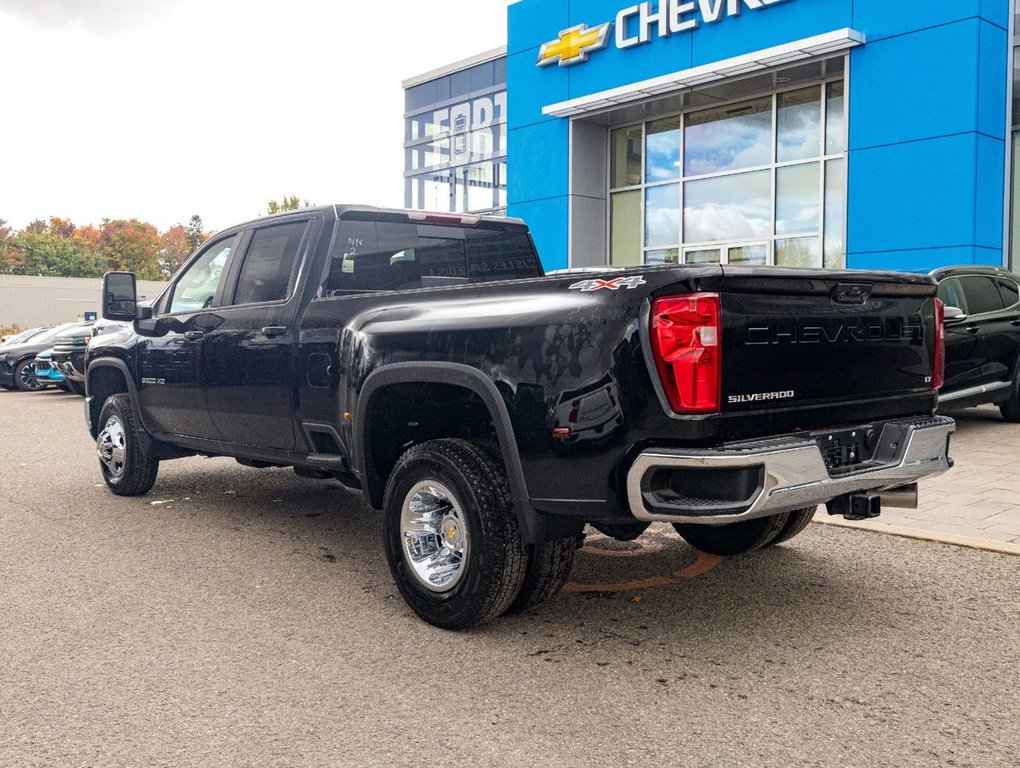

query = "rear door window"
[
  {"left": 231, "top": 221, "right": 309, "bottom": 305},
  {"left": 959, "top": 275, "right": 1006, "bottom": 316}
]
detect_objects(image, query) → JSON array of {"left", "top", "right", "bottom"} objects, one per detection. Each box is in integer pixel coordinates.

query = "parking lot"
[{"left": 1, "top": 390, "right": 1018, "bottom": 767}]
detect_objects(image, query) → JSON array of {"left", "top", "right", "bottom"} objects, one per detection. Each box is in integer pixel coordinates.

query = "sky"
[{"left": 0, "top": 0, "right": 511, "bottom": 234}]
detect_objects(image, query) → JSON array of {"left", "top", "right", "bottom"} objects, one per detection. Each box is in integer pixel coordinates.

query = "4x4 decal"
[{"left": 568, "top": 276, "right": 647, "bottom": 292}]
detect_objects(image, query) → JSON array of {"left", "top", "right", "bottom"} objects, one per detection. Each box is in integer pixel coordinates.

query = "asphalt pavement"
[{"left": 1, "top": 389, "right": 1018, "bottom": 767}]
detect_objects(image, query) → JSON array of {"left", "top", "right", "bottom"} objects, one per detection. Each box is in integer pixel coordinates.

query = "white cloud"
[
  {"left": 0, "top": 0, "right": 181, "bottom": 33},
  {"left": 0, "top": 0, "right": 510, "bottom": 232}
]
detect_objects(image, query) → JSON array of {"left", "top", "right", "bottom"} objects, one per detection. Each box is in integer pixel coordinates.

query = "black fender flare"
[
  {"left": 85, "top": 359, "right": 148, "bottom": 441},
  {"left": 355, "top": 362, "right": 541, "bottom": 542}
]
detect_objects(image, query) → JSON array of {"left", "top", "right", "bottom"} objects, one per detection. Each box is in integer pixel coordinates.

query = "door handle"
[
  {"left": 184, "top": 330, "right": 205, "bottom": 341},
  {"left": 966, "top": 326, "right": 980, "bottom": 335},
  {"left": 260, "top": 326, "right": 287, "bottom": 338},
  {"left": 1010, "top": 319, "right": 1020, "bottom": 327}
]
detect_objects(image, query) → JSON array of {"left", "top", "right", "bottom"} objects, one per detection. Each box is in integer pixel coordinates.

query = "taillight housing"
[
  {"left": 933, "top": 298, "right": 945, "bottom": 391},
  {"left": 650, "top": 293, "right": 722, "bottom": 414}
]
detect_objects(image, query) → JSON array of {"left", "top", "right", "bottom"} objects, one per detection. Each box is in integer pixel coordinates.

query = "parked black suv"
[
  {"left": 933, "top": 266, "right": 1020, "bottom": 420},
  {"left": 51, "top": 320, "right": 129, "bottom": 396}
]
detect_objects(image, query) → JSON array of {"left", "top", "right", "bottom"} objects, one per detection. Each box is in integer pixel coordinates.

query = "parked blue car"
[{"left": 33, "top": 349, "right": 67, "bottom": 388}]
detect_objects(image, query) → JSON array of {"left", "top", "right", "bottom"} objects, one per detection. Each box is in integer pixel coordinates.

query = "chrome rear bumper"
[{"left": 626, "top": 415, "right": 955, "bottom": 525}]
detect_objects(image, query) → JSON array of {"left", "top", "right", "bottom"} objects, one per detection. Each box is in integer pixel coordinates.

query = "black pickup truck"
[{"left": 87, "top": 205, "right": 955, "bottom": 629}]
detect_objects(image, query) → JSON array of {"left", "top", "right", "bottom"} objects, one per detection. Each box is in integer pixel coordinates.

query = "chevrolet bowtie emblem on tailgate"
[{"left": 537, "top": 23, "right": 612, "bottom": 67}]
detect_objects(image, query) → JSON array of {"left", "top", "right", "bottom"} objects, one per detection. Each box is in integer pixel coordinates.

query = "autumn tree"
[
  {"left": 158, "top": 225, "right": 192, "bottom": 278},
  {"left": 0, "top": 219, "right": 22, "bottom": 273},
  {"left": 266, "top": 196, "right": 313, "bottom": 215},
  {"left": 101, "top": 219, "right": 161, "bottom": 280}
]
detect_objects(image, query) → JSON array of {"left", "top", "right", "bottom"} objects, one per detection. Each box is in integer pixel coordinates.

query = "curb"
[{"left": 813, "top": 514, "right": 1020, "bottom": 556}]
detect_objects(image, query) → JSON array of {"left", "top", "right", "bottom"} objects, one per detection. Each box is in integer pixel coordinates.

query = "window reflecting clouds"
[
  {"left": 777, "top": 87, "right": 821, "bottom": 163},
  {"left": 826, "top": 82, "right": 846, "bottom": 154},
  {"left": 685, "top": 97, "right": 772, "bottom": 176},
  {"left": 776, "top": 162, "right": 820, "bottom": 235},
  {"left": 684, "top": 170, "right": 771, "bottom": 243},
  {"left": 645, "top": 184, "right": 680, "bottom": 247},
  {"left": 645, "top": 118, "right": 681, "bottom": 183}
]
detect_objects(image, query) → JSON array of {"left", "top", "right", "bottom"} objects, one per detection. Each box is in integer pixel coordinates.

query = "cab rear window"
[{"left": 324, "top": 219, "right": 541, "bottom": 294}]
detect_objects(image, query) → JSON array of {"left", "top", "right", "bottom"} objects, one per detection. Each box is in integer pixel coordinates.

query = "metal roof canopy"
[{"left": 542, "top": 28, "right": 865, "bottom": 119}]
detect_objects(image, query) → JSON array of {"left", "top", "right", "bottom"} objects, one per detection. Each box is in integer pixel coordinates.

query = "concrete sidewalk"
[{"left": 819, "top": 405, "right": 1020, "bottom": 550}]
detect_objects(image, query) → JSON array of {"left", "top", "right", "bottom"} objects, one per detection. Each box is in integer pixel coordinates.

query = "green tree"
[
  {"left": 266, "top": 196, "right": 313, "bottom": 215},
  {"left": 15, "top": 228, "right": 104, "bottom": 277},
  {"left": 184, "top": 214, "right": 207, "bottom": 252}
]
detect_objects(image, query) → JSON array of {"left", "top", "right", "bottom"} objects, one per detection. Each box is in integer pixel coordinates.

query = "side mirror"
[
  {"left": 102, "top": 272, "right": 138, "bottom": 322},
  {"left": 943, "top": 305, "right": 968, "bottom": 325}
]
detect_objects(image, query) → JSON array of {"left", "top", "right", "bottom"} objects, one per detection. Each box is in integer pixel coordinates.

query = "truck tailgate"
[{"left": 718, "top": 269, "right": 937, "bottom": 416}]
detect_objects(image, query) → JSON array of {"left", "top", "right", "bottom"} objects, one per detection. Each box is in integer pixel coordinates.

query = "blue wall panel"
[
  {"left": 507, "top": 120, "right": 571, "bottom": 204},
  {"left": 847, "top": 134, "right": 978, "bottom": 254},
  {"left": 978, "top": 18, "right": 1009, "bottom": 139},
  {"left": 508, "top": 0, "right": 569, "bottom": 57},
  {"left": 852, "top": 0, "right": 983, "bottom": 40},
  {"left": 979, "top": 0, "right": 1010, "bottom": 29},
  {"left": 848, "top": 21, "right": 980, "bottom": 150},
  {"left": 506, "top": 46, "right": 569, "bottom": 131},
  {"left": 509, "top": 197, "right": 570, "bottom": 271},
  {"left": 691, "top": 0, "right": 851, "bottom": 66}
]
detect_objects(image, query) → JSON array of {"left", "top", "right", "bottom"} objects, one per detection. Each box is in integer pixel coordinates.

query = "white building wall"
[{"left": 0, "top": 275, "right": 166, "bottom": 330}]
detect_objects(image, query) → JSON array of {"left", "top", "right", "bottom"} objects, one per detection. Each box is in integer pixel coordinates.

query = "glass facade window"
[
  {"left": 404, "top": 55, "right": 507, "bottom": 216},
  {"left": 608, "top": 67, "right": 847, "bottom": 268}
]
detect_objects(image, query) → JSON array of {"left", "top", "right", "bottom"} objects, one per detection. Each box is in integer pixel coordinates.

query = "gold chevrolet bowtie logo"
[{"left": 537, "top": 23, "right": 612, "bottom": 67}]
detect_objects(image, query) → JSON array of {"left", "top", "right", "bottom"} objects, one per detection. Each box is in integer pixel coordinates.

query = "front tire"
[
  {"left": 97, "top": 393, "right": 159, "bottom": 496},
  {"left": 14, "top": 360, "right": 44, "bottom": 391},
  {"left": 673, "top": 512, "right": 790, "bottom": 557},
  {"left": 999, "top": 373, "right": 1020, "bottom": 422},
  {"left": 382, "top": 439, "right": 526, "bottom": 630}
]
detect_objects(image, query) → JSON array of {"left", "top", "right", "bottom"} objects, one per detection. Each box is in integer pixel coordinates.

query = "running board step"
[{"left": 305, "top": 454, "right": 347, "bottom": 468}]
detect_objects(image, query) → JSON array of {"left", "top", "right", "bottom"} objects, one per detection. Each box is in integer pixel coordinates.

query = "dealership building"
[{"left": 405, "top": 1, "right": 1016, "bottom": 274}]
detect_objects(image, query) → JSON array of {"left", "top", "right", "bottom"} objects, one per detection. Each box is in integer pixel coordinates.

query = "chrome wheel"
[
  {"left": 400, "top": 480, "right": 469, "bottom": 593},
  {"left": 97, "top": 415, "right": 127, "bottom": 479}
]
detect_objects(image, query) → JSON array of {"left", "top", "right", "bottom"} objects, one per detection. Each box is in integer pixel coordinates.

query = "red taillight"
[
  {"left": 650, "top": 293, "right": 722, "bottom": 414},
  {"left": 933, "top": 298, "right": 945, "bottom": 391}
]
